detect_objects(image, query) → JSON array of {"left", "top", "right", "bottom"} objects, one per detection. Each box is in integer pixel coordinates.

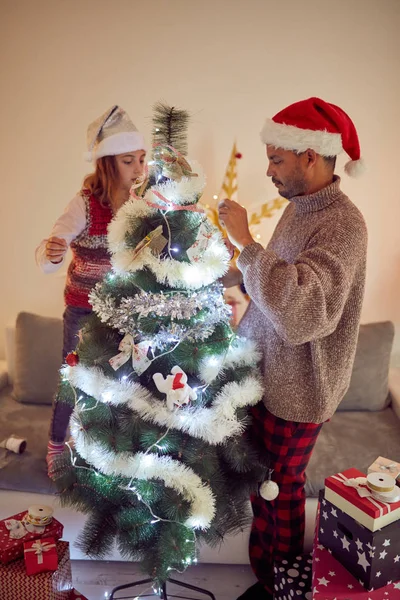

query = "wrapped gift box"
[
  {"left": 313, "top": 497, "right": 400, "bottom": 599},
  {"left": 69, "top": 589, "right": 89, "bottom": 600},
  {"left": 24, "top": 537, "right": 58, "bottom": 576},
  {"left": 368, "top": 456, "right": 400, "bottom": 482},
  {"left": 318, "top": 491, "right": 400, "bottom": 590},
  {"left": 0, "top": 511, "right": 63, "bottom": 564},
  {"left": 325, "top": 468, "right": 400, "bottom": 532},
  {"left": 0, "top": 540, "right": 72, "bottom": 600},
  {"left": 273, "top": 553, "right": 312, "bottom": 599}
]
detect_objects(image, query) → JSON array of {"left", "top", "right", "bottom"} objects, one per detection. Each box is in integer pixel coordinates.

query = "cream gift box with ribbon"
[{"left": 324, "top": 468, "right": 400, "bottom": 532}]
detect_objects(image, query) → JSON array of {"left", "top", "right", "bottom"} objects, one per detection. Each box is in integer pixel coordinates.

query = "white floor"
[
  {"left": 0, "top": 490, "right": 318, "bottom": 563},
  {"left": 0, "top": 489, "right": 318, "bottom": 600},
  {"left": 71, "top": 560, "right": 257, "bottom": 600}
]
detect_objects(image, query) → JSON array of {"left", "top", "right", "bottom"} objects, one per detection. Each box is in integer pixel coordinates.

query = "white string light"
[
  {"left": 161, "top": 210, "right": 173, "bottom": 259},
  {"left": 64, "top": 424, "right": 199, "bottom": 572},
  {"left": 64, "top": 384, "right": 200, "bottom": 568},
  {"left": 65, "top": 383, "right": 200, "bottom": 553}
]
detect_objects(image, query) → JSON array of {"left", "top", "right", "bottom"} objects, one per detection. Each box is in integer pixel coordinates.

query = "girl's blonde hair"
[{"left": 83, "top": 156, "right": 120, "bottom": 206}]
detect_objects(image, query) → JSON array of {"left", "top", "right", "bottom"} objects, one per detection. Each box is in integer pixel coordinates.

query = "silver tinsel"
[{"left": 88, "top": 283, "right": 232, "bottom": 351}]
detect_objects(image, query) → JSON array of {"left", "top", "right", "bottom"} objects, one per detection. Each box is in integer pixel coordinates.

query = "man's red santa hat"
[{"left": 260, "top": 97, "right": 365, "bottom": 177}]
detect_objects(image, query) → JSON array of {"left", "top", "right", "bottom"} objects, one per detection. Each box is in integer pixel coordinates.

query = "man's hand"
[
  {"left": 218, "top": 199, "right": 254, "bottom": 251},
  {"left": 223, "top": 237, "right": 236, "bottom": 259},
  {"left": 221, "top": 265, "right": 243, "bottom": 289}
]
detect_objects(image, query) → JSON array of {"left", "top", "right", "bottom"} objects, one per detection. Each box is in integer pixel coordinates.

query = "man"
[{"left": 218, "top": 97, "right": 367, "bottom": 599}]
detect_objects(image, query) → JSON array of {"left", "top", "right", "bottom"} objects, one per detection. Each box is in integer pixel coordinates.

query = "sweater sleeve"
[
  {"left": 35, "top": 194, "right": 87, "bottom": 274},
  {"left": 236, "top": 216, "right": 367, "bottom": 346}
]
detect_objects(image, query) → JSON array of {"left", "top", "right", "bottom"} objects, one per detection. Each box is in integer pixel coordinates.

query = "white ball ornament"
[{"left": 259, "top": 479, "right": 279, "bottom": 501}]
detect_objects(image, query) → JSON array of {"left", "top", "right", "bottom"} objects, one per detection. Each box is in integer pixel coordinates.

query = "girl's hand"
[{"left": 45, "top": 237, "right": 68, "bottom": 264}]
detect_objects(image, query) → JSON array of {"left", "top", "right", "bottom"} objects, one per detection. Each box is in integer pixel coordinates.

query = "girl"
[{"left": 36, "top": 105, "right": 147, "bottom": 471}]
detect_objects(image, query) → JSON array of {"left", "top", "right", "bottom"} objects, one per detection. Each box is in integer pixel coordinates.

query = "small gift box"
[
  {"left": 0, "top": 510, "right": 63, "bottom": 564},
  {"left": 325, "top": 468, "right": 400, "bottom": 532},
  {"left": 273, "top": 553, "right": 312, "bottom": 599},
  {"left": 368, "top": 456, "right": 400, "bottom": 482},
  {"left": 24, "top": 536, "right": 58, "bottom": 575},
  {"left": 318, "top": 491, "right": 400, "bottom": 590},
  {"left": 0, "top": 540, "right": 72, "bottom": 600}
]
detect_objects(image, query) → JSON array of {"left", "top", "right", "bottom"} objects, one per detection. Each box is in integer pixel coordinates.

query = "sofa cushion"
[
  {"left": 338, "top": 321, "right": 394, "bottom": 411},
  {"left": 13, "top": 312, "right": 63, "bottom": 405},
  {"left": 305, "top": 406, "right": 400, "bottom": 497}
]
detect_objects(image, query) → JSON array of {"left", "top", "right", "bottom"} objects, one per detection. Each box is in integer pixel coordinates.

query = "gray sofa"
[
  {"left": 0, "top": 315, "right": 399, "bottom": 563},
  {"left": 307, "top": 320, "right": 400, "bottom": 495}
]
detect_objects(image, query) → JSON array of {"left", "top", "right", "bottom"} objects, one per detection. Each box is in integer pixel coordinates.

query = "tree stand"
[{"left": 109, "top": 576, "right": 216, "bottom": 600}]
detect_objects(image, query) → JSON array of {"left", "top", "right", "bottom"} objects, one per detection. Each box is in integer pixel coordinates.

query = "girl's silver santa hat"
[
  {"left": 260, "top": 97, "right": 365, "bottom": 177},
  {"left": 85, "top": 105, "right": 146, "bottom": 162}
]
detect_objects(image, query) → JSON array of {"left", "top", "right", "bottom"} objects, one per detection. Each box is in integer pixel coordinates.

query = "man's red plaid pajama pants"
[{"left": 249, "top": 402, "right": 323, "bottom": 593}]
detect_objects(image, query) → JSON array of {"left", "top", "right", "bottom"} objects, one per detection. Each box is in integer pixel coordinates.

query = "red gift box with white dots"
[{"left": 0, "top": 511, "right": 64, "bottom": 564}]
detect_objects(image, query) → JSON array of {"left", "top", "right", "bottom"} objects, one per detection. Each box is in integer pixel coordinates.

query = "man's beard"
[{"left": 275, "top": 166, "right": 308, "bottom": 199}]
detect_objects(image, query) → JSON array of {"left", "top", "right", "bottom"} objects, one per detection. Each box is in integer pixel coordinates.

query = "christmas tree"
[{"left": 52, "top": 104, "right": 267, "bottom": 585}]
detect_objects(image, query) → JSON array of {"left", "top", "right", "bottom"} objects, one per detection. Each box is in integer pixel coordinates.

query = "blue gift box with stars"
[{"left": 318, "top": 490, "right": 400, "bottom": 591}]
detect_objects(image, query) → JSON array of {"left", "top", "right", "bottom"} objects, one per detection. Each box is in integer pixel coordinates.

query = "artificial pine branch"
[{"left": 152, "top": 102, "right": 190, "bottom": 156}]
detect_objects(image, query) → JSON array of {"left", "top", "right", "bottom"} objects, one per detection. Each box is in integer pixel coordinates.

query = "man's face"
[{"left": 266, "top": 145, "right": 308, "bottom": 199}]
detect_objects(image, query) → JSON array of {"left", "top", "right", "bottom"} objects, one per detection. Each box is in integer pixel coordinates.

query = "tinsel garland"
[
  {"left": 89, "top": 282, "right": 232, "bottom": 349},
  {"left": 107, "top": 194, "right": 230, "bottom": 288},
  {"left": 70, "top": 418, "right": 216, "bottom": 529},
  {"left": 90, "top": 282, "right": 228, "bottom": 321},
  {"left": 146, "top": 161, "right": 206, "bottom": 205},
  {"left": 63, "top": 364, "right": 264, "bottom": 444}
]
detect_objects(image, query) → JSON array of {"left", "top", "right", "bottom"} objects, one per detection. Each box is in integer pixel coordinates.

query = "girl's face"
[{"left": 115, "top": 150, "right": 146, "bottom": 191}]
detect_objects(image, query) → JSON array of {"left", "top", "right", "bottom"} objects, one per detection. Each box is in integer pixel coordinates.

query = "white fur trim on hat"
[
  {"left": 85, "top": 131, "right": 146, "bottom": 162},
  {"left": 344, "top": 157, "right": 365, "bottom": 178},
  {"left": 260, "top": 119, "right": 343, "bottom": 157}
]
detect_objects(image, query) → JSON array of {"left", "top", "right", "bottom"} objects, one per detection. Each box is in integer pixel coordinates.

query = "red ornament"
[
  {"left": 235, "top": 152, "right": 242, "bottom": 159},
  {"left": 65, "top": 352, "right": 79, "bottom": 367}
]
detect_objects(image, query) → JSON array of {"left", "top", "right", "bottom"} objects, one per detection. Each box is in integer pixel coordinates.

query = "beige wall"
[{"left": 1, "top": 0, "right": 399, "bottom": 356}]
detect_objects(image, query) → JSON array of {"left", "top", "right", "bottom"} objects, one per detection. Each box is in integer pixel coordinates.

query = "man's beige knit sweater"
[{"left": 237, "top": 176, "right": 367, "bottom": 423}]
